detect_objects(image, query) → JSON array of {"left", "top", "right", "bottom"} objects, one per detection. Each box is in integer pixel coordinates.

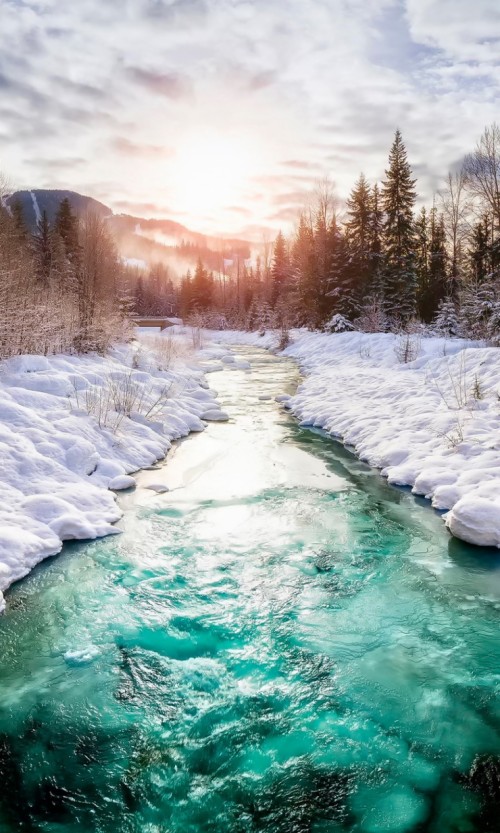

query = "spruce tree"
[
  {"left": 433, "top": 297, "right": 460, "bottom": 336},
  {"left": 345, "top": 173, "right": 372, "bottom": 304},
  {"left": 368, "top": 184, "right": 384, "bottom": 296},
  {"left": 415, "top": 206, "right": 429, "bottom": 312},
  {"left": 11, "top": 198, "right": 28, "bottom": 242},
  {"left": 470, "top": 218, "right": 490, "bottom": 283},
  {"left": 291, "top": 214, "right": 316, "bottom": 326},
  {"left": 428, "top": 208, "right": 448, "bottom": 312},
  {"left": 381, "top": 130, "right": 418, "bottom": 319},
  {"left": 271, "top": 231, "right": 290, "bottom": 306},
  {"left": 326, "top": 218, "right": 351, "bottom": 320},
  {"left": 179, "top": 270, "right": 193, "bottom": 318},
  {"left": 192, "top": 258, "right": 213, "bottom": 311},
  {"left": 54, "top": 197, "right": 80, "bottom": 272},
  {"left": 31, "top": 210, "right": 53, "bottom": 284}
]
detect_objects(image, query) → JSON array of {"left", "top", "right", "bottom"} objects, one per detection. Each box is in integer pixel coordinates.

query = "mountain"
[
  {"left": 6, "top": 190, "right": 110, "bottom": 228},
  {"left": 6, "top": 190, "right": 253, "bottom": 278}
]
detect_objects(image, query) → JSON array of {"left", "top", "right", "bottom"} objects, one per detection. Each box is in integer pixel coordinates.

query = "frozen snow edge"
[
  {"left": 208, "top": 328, "right": 500, "bottom": 550},
  {"left": 0, "top": 335, "right": 226, "bottom": 611}
]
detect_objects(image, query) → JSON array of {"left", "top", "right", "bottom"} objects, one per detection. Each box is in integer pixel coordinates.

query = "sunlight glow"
[{"left": 172, "top": 131, "right": 254, "bottom": 219}]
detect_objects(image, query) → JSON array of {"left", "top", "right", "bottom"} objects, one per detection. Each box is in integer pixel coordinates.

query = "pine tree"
[
  {"left": 433, "top": 297, "right": 460, "bottom": 336},
  {"left": 416, "top": 206, "right": 448, "bottom": 321},
  {"left": 460, "top": 280, "right": 497, "bottom": 339},
  {"left": 11, "top": 198, "right": 28, "bottom": 242},
  {"left": 470, "top": 218, "right": 490, "bottom": 284},
  {"left": 54, "top": 197, "right": 80, "bottom": 270},
  {"left": 326, "top": 218, "right": 351, "bottom": 319},
  {"left": 428, "top": 208, "right": 448, "bottom": 311},
  {"left": 415, "top": 207, "right": 429, "bottom": 319},
  {"left": 271, "top": 231, "right": 290, "bottom": 306},
  {"left": 368, "top": 183, "right": 384, "bottom": 296},
  {"left": 291, "top": 214, "right": 316, "bottom": 326},
  {"left": 345, "top": 173, "right": 372, "bottom": 304},
  {"left": 324, "top": 313, "right": 354, "bottom": 333},
  {"left": 179, "top": 270, "right": 193, "bottom": 318},
  {"left": 381, "top": 130, "right": 418, "bottom": 319},
  {"left": 31, "top": 210, "right": 53, "bottom": 284},
  {"left": 192, "top": 258, "right": 213, "bottom": 311},
  {"left": 313, "top": 214, "right": 331, "bottom": 323}
]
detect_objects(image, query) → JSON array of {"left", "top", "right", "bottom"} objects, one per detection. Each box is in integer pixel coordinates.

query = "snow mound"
[
  {"left": 208, "top": 328, "right": 500, "bottom": 549},
  {"left": 0, "top": 335, "right": 212, "bottom": 605},
  {"left": 108, "top": 475, "right": 136, "bottom": 491},
  {"left": 201, "top": 409, "right": 230, "bottom": 422},
  {"left": 446, "top": 496, "right": 500, "bottom": 547}
]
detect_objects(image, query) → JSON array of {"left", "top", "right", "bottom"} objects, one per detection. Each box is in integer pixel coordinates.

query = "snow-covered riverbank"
[
  {"left": 2, "top": 325, "right": 499, "bottom": 610},
  {"left": 0, "top": 334, "right": 227, "bottom": 610},
  {"left": 209, "top": 328, "right": 500, "bottom": 549}
]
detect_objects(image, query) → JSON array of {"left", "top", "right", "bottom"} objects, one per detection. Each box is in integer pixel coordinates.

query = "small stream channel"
[{"left": 0, "top": 347, "right": 499, "bottom": 832}]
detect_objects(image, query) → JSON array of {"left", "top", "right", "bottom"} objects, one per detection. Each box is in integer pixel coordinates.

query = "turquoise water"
[{"left": 1, "top": 348, "right": 500, "bottom": 833}]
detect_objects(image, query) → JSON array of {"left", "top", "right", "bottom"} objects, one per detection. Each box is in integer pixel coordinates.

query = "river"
[{"left": 0, "top": 347, "right": 499, "bottom": 833}]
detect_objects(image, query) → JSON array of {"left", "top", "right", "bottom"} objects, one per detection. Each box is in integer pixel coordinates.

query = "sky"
[{"left": 1, "top": 0, "right": 500, "bottom": 240}]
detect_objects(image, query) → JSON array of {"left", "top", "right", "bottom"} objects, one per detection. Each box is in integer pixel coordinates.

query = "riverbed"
[{"left": 0, "top": 347, "right": 499, "bottom": 832}]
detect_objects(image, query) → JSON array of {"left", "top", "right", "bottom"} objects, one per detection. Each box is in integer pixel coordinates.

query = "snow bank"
[
  {"left": 0, "top": 335, "right": 226, "bottom": 610},
  {"left": 208, "top": 328, "right": 500, "bottom": 549}
]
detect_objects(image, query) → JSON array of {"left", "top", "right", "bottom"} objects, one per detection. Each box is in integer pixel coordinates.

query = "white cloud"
[
  {"left": 0, "top": 0, "right": 499, "bottom": 236},
  {"left": 406, "top": 0, "right": 500, "bottom": 62}
]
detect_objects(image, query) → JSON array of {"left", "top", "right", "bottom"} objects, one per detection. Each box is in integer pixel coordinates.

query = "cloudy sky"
[{"left": 1, "top": 0, "right": 500, "bottom": 239}]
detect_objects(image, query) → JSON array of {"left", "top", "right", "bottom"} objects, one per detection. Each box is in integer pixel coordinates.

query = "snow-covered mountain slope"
[{"left": 209, "top": 329, "right": 500, "bottom": 549}]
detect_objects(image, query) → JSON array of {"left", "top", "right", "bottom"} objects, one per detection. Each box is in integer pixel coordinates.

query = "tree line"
[
  {"left": 178, "top": 124, "right": 500, "bottom": 342},
  {"left": 3, "top": 122, "right": 500, "bottom": 359},
  {"left": 0, "top": 192, "right": 133, "bottom": 358}
]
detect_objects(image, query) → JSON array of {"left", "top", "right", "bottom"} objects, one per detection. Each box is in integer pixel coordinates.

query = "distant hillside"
[
  {"left": 6, "top": 190, "right": 110, "bottom": 228},
  {"left": 6, "top": 189, "right": 252, "bottom": 278}
]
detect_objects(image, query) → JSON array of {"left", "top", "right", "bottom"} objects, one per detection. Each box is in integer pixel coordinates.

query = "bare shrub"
[
  {"left": 355, "top": 297, "right": 387, "bottom": 333},
  {"left": 394, "top": 332, "right": 421, "bottom": 363},
  {"left": 72, "top": 371, "right": 173, "bottom": 432},
  {"left": 438, "top": 416, "right": 467, "bottom": 449},
  {"left": 139, "top": 333, "right": 191, "bottom": 371},
  {"left": 277, "top": 325, "right": 291, "bottom": 350},
  {"left": 427, "top": 351, "right": 486, "bottom": 412}
]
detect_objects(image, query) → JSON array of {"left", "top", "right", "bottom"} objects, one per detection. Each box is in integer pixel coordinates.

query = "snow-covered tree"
[
  {"left": 432, "top": 298, "right": 461, "bottom": 336},
  {"left": 369, "top": 183, "right": 384, "bottom": 295},
  {"left": 355, "top": 296, "right": 388, "bottom": 333},
  {"left": 324, "top": 313, "right": 354, "bottom": 333}
]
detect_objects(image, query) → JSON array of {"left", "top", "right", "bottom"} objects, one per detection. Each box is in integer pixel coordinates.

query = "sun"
[{"left": 172, "top": 130, "right": 253, "bottom": 220}]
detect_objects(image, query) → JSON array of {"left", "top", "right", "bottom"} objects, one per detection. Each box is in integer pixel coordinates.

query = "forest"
[
  {"left": 1, "top": 123, "right": 500, "bottom": 359},
  {"left": 177, "top": 124, "right": 500, "bottom": 342}
]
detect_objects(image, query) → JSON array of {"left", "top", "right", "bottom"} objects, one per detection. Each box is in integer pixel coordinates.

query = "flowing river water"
[{"left": 0, "top": 347, "right": 500, "bottom": 833}]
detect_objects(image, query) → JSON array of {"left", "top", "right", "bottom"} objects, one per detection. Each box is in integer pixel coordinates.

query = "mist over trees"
[
  {"left": 2, "top": 123, "right": 500, "bottom": 358},
  {"left": 176, "top": 123, "right": 500, "bottom": 344}
]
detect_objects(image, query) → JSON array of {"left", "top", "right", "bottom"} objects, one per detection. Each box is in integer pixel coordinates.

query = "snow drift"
[
  {"left": 210, "top": 328, "right": 500, "bottom": 549},
  {"left": 0, "top": 337, "right": 226, "bottom": 610}
]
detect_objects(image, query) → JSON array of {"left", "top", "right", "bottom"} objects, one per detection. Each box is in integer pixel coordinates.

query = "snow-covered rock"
[
  {"left": 201, "top": 409, "right": 230, "bottom": 422},
  {"left": 108, "top": 475, "right": 136, "bottom": 491},
  {"left": 144, "top": 483, "right": 170, "bottom": 494}
]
